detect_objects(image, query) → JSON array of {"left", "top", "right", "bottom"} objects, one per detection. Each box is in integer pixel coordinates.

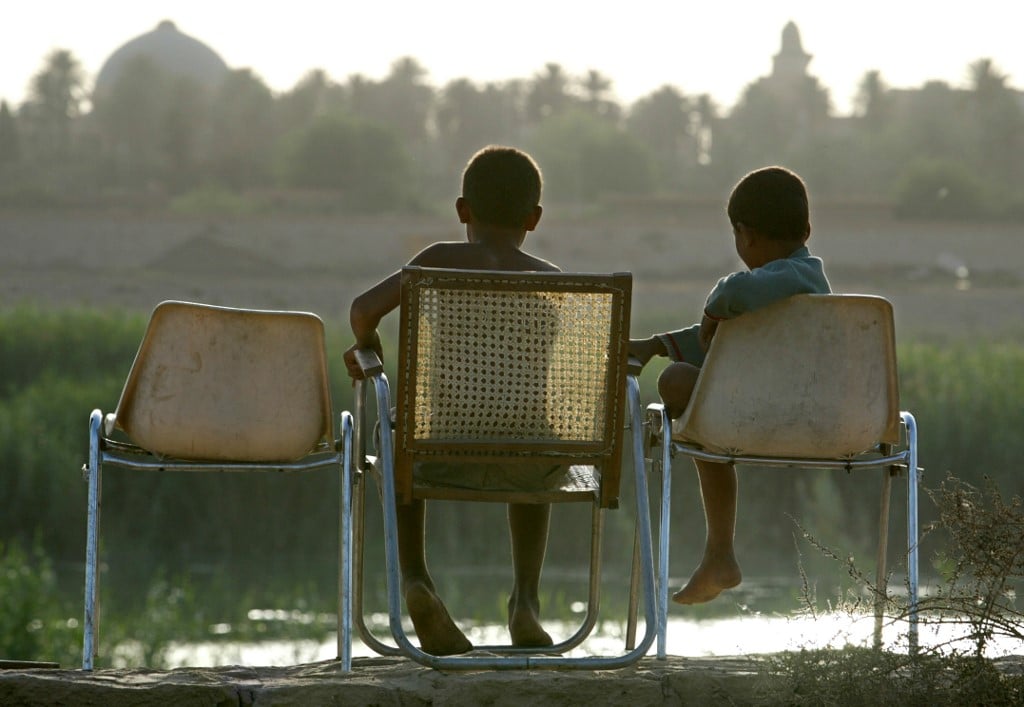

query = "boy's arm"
[
  {"left": 698, "top": 315, "right": 719, "bottom": 352},
  {"left": 657, "top": 325, "right": 707, "bottom": 367},
  {"left": 344, "top": 271, "right": 401, "bottom": 380},
  {"left": 343, "top": 243, "right": 464, "bottom": 380},
  {"left": 630, "top": 325, "right": 707, "bottom": 368},
  {"left": 628, "top": 336, "right": 667, "bottom": 367}
]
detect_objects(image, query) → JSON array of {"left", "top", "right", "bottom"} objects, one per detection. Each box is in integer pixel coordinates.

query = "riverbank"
[
  {"left": 2, "top": 207, "right": 1022, "bottom": 340},
  {"left": 5, "top": 653, "right": 1024, "bottom": 706},
  {"left": 0, "top": 655, "right": 771, "bottom": 706}
]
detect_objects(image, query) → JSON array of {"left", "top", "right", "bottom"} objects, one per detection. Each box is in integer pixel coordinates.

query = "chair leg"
[
  {"left": 351, "top": 465, "right": 402, "bottom": 656},
  {"left": 370, "top": 376, "right": 422, "bottom": 658},
  {"left": 656, "top": 406, "right": 672, "bottom": 660},
  {"left": 352, "top": 378, "right": 403, "bottom": 657},
  {"left": 626, "top": 518, "right": 641, "bottom": 649},
  {"left": 338, "top": 412, "right": 354, "bottom": 671},
  {"left": 83, "top": 409, "right": 103, "bottom": 671},
  {"left": 873, "top": 460, "right": 893, "bottom": 648},
  {"left": 546, "top": 503, "right": 602, "bottom": 652},
  {"left": 903, "top": 412, "right": 920, "bottom": 653}
]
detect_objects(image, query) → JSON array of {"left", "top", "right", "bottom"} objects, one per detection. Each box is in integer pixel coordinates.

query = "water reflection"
[{"left": 162, "top": 612, "right": 1019, "bottom": 668}]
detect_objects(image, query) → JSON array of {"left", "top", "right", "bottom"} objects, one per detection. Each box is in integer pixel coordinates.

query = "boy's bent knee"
[{"left": 658, "top": 362, "right": 700, "bottom": 417}]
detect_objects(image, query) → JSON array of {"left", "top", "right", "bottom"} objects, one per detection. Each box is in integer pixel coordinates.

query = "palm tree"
[
  {"left": 277, "top": 69, "right": 335, "bottom": 135},
  {"left": 966, "top": 58, "right": 1023, "bottom": 184},
  {"left": 0, "top": 101, "right": 20, "bottom": 165},
  {"left": 21, "top": 49, "right": 85, "bottom": 162},
  {"left": 581, "top": 69, "right": 611, "bottom": 104},
  {"left": 854, "top": 70, "right": 889, "bottom": 132},
  {"left": 380, "top": 57, "right": 434, "bottom": 146},
  {"left": 626, "top": 85, "right": 693, "bottom": 186},
  {"left": 967, "top": 58, "right": 1008, "bottom": 97},
  {"left": 579, "top": 69, "right": 619, "bottom": 120},
  {"left": 526, "top": 63, "right": 572, "bottom": 122},
  {"left": 207, "top": 69, "right": 276, "bottom": 187},
  {"left": 691, "top": 94, "right": 716, "bottom": 166}
]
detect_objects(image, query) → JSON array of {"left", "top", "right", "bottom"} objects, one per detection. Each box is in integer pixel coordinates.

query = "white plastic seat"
[
  {"left": 82, "top": 301, "right": 354, "bottom": 670},
  {"left": 647, "top": 294, "right": 920, "bottom": 657}
]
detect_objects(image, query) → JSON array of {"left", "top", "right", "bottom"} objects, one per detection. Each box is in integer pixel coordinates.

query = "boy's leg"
[
  {"left": 397, "top": 499, "right": 472, "bottom": 654},
  {"left": 658, "top": 362, "right": 700, "bottom": 418},
  {"left": 507, "top": 502, "right": 554, "bottom": 647},
  {"left": 658, "top": 361, "right": 742, "bottom": 604},
  {"left": 671, "top": 459, "right": 742, "bottom": 604}
]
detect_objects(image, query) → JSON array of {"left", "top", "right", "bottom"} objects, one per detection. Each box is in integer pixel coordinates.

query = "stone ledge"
[{"left": 0, "top": 655, "right": 771, "bottom": 706}]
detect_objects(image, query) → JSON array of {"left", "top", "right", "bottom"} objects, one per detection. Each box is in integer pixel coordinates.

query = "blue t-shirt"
[{"left": 657, "top": 246, "right": 831, "bottom": 367}]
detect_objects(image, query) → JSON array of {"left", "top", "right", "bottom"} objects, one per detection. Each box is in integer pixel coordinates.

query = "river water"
[{"left": 161, "top": 610, "right": 1021, "bottom": 668}]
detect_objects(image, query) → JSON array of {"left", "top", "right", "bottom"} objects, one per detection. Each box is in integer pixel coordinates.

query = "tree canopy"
[{"left": 3, "top": 48, "right": 1021, "bottom": 219}]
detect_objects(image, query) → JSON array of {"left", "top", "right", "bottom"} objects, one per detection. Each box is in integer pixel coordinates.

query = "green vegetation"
[
  {"left": 761, "top": 474, "right": 1024, "bottom": 706},
  {"left": 763, "top": 647, "right": 1023, "bottom": 706},
  {"left": 1, "top": 307, "right": 1022, "bottom": 668},
  {"left": 2, "top": 46, "right": 1021, "bottom": 219},
  {"left": 0, "top": 539, "right": 80, "bottom": 667}
]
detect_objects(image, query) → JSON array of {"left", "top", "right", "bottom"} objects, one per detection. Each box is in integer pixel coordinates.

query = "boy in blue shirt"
[{"left": 630, "top": 166, "right": 831, "bottom": 605}]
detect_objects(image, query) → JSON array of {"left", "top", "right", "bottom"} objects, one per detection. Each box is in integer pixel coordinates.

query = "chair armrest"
[{"left": 354, "top": 348, "right": 384, "bottom": 377}]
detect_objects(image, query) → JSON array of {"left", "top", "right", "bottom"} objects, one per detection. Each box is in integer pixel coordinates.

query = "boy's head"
[
  {"left": 460, "top": 146, "right": 543, "bottom": 230},
  {"left": 727, "top": 166, "right": 809, "bottom": 242}
]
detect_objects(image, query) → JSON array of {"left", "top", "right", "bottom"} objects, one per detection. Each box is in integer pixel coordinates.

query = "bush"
[
  {"left": 0, "top": 306, "right": 143, "bottom": 397},
  {"left": 277, "top": 114, "right": 411, "bottom": 211},
  {"left": 894, "top": 159, "right": 989, "bottom": 220},
  {"left": 169, "top": 184, "right": 261, "bottom": 216},
  {"left": 765, "top": 646, "right": 1024, "bottom": 706},
  {"left": 0, "top": 540, "right": 81, "bottom": 666},
  {"left": 528, "top": 109, "right": 654, "bottom": 202}
]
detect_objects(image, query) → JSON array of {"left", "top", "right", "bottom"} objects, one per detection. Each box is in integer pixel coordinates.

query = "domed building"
[{"left": 93, "top": 20, "right": 229, "bottom": 99}]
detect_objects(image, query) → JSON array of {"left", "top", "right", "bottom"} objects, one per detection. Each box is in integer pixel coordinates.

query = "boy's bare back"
[{"left": 410, "top": 240, "right": 558, "bottom": 273}]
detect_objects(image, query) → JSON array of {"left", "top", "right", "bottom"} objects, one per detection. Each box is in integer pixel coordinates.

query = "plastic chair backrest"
[
  {"left": 394, "top": 267, "right": 633, "bottom": 507},
  {"left": 672, "top": 294, "right": 901, "bottom": 457},
  {"left": 114, "top": 301, "right": 333, "bottom": 462}
]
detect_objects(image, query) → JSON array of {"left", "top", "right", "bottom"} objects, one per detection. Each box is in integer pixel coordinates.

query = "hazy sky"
[{"left": 3, "top": 2, "right": 1019, "bottom": 115}]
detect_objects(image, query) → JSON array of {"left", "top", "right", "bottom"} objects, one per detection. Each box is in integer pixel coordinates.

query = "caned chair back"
[
  {"left": 113, "top": 301, "right": 333, "bottom": 462},
  {"left": 672, "top": 294, "right": 901, "bottom": 457},
  {"left": 394, "top": 267, "right": 632, "bottom": 507}
]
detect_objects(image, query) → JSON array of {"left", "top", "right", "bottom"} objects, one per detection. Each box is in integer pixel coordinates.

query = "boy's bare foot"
[
  {"left": 671, "top": 555, "right": 742, "bottom": 605},
  {"left": 405, "top": 581, "right": 472, "bottom": 655},
  {"left": 508, "top": 594, "right": 553, "bottom": 647}
]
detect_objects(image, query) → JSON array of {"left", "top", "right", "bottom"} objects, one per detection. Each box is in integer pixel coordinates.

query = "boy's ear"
[
  {"left": 523, "top": 205, "right": 543, "bottom": 232},
  {"left": 734, "top": 222, "right": 758, "bottom": 246},
  {"left": 455, "top": 196, "right": 472, "bottom": 224}
]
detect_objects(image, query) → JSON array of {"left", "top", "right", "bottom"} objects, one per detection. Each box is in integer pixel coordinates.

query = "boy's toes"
[{"left": 670, "top": 559, "right": 742, "bottom": 605}]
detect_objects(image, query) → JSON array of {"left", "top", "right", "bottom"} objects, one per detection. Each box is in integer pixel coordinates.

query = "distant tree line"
[{"left": 1, "top": 50, "right": 1022, "bottom": 218}]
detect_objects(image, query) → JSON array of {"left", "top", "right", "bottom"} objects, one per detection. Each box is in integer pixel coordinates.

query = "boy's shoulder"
[
  {"left": 411, "top": 241, "right": 559, "bottom": 273},
  {"left": 412, "top": 241, "right": 470, "bottom": 264}
]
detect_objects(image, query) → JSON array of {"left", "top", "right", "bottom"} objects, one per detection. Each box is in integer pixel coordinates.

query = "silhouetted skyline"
[{"left": 3, "top": 2, "right": 1020, "bottom": 115}]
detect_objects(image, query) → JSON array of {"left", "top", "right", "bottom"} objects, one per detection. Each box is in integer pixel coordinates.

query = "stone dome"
[{"left": 94, "top": 20, "right": 229, "bottom": 97}]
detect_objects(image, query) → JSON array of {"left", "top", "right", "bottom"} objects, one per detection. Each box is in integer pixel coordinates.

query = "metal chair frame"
[
  {"left": 81, "top": 301, "right": 353, "bottom": 671},
  {"left": 350, "top": 267, "right": 658, "bottom": 669},
  {"left": 646, "top": 294, "right": 921, "bottom": 658}
]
